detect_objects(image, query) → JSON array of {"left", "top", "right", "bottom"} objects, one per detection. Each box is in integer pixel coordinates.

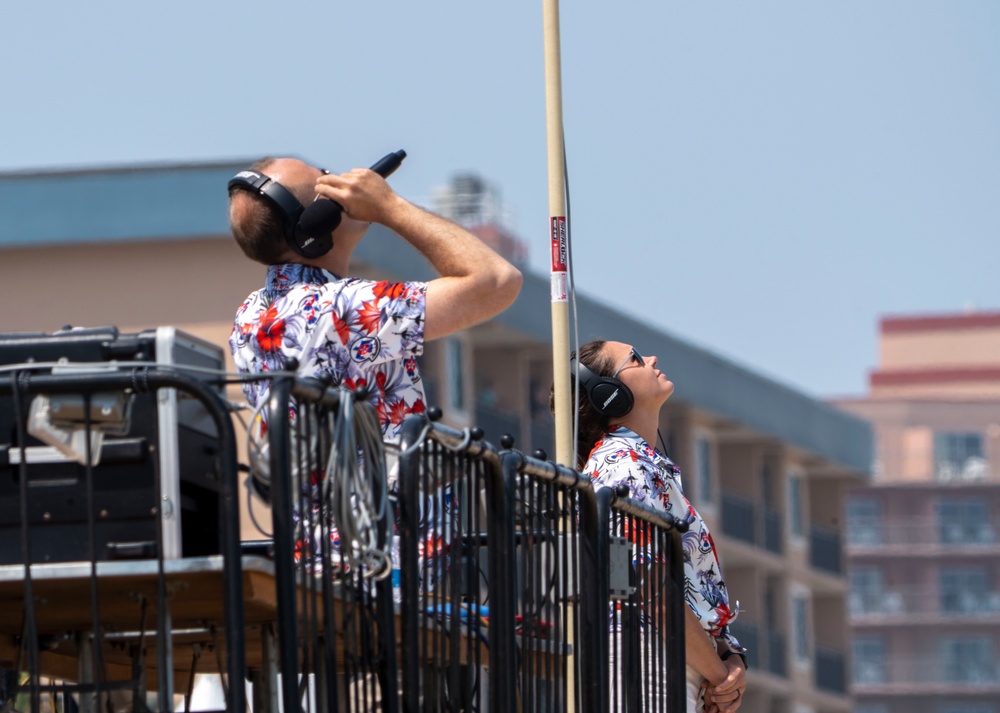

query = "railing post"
[
  {"left": 491, "top": 452, "right": 520, "bottom": 713},
  {"left": 266, "top": 376, "right": 300, "bottom": 713},
  {"left": 397, "top": 415, "right": 426, "bottom": 713},
  {"left": 580, "top": 482, "right": 611, "bottom": 713}
]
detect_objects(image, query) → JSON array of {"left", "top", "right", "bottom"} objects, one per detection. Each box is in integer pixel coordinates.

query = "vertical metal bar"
[
  {"left": 488, "top": 453, "right": 519, "bottom": 713},
  {"left": 267, "top": 377, "right": 301, "bottom": 713},
  {"left": 581, "top": 484, "right": 611, "bottom": 713},
  {"left": 667, "top": 527, "right": 686, "bottom": 713},
  {"left": 397, "top": 415, "right": 426, "bottom": 712}
]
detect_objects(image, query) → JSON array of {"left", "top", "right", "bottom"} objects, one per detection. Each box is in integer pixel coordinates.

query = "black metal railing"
[
  {"left": 265, "top": 376, "right": 400, "bottom": 713},
  {"left": 0, "top": 366, "right": 245, "bottom": 713},
  {"left": 2, "top": 360, "right": 689, "bottom": 713},
  {"left": 607, "top": 493, "right": 688, "bottom": 713}
]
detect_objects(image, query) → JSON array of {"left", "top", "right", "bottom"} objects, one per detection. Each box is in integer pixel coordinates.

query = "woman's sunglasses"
[{"left": 612, "top": 346, "right": 645, "bottom": 378}]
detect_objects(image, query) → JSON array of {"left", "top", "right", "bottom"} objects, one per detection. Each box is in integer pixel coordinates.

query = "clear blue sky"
[{"left": 2, "top": 1, "right": 997, "bottom": 398}]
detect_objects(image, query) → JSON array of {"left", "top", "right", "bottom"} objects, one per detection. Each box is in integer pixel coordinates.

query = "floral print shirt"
[
  {"left": 230, "top": 263, "right": 428, "bottom": 441},
  {"left": 584, "top": 425, "right": 744, "bottom": 654}
]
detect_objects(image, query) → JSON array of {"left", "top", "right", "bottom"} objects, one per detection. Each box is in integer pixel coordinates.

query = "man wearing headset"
[{"left": 227, "top": 157, "right": 523, "bottom": 435}]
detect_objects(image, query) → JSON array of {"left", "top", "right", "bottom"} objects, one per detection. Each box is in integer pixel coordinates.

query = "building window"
[
  {"left": 852, "top": 635, "right": 886, "bottom": 684},
  {"left": 788, "top": 474, "right": 804, "bottom": 540},
  {"left": 939, "top": 706, "right": 997, "bottom": 713},
  {"left": 935, "top": 431, "right": 987, "bottom": 481},
  {"left": 792, "top": 592, "right": 810, "bottom": 663},
  {"left": 446, "top": 338, "right": 465, "bottom": 411},
  {"left": 938, "top": 499, "right": 995, "bottom": 545},
  {"left": 847, "top": 498, "right": 882, "bottom": 545},
  {"left": 855, "top": 705, "right": 889, "bottom": 713},
  {"left": 939, "top": 567, "right": 991, "bottom": 614},
  {"left": 695, "top": 436, "right": 713, "bottom": 505},
  {"left": 941, "top": 636, "right": 996, "bottom": 683},
  {"left": 849, "top": 567, "right": 885, "bottom": 615}
]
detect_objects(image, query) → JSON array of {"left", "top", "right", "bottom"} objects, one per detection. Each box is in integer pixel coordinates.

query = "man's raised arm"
[{"left": 316, "top": 168, "right": 523, "bottom": 341}]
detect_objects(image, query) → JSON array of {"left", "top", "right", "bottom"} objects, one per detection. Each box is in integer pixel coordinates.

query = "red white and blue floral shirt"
[
  {"left": 585, "top": 425, "right": 744, "bottom": 654},
  {"left": 230, "top": 263, "right": 428, "bottom": 441}
]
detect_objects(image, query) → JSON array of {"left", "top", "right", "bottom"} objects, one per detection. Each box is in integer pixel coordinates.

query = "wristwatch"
[{"left": 721, "top": 649, "right": 749, "bottom": 669}]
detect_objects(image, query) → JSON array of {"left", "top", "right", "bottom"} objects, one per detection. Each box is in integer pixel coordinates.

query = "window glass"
[{"left": 789, "top": 475, "right": 803, "bottom": 539}]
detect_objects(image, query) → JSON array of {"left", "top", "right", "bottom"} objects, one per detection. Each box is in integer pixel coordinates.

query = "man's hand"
[
  {"left": 704, "top": 657, "right": 746, "bottom": 713},
  {"left": 314, "top": 168, "right": 406, "bottom": 225}
]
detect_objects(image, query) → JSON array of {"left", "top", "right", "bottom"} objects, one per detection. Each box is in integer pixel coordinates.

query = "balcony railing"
[
  {"left": 853, "top": 657, "right": 1000, "bottom": 687},
  {"left": 810, "top": 526, "right": 842, "bottom": 574},
  {"left": 721, "top": 494, "right": 757, "bottom": 546},
  {"left": 851, "top": 587, "right": 1000, "bottom": 617},
  {"left": 847, "top": 517, "right": 999, "bottom": 548},
  {"left": 815, "top": 646, "right": 847, "bottom": 694}
]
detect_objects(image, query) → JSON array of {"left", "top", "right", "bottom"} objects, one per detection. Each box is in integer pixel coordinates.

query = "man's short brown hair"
[{"left": 228, "top": 157, "right": 292, "bottom": 266}]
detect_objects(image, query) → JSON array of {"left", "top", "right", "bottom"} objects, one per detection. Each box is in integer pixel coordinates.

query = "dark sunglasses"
[{"left": 613, "top": 346, "right": 645, "bottom": 378}]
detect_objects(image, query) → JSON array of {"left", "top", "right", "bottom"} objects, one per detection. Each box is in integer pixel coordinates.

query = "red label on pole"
[{"left": 550, "top": 216, "right": 568, "bottom": 272}]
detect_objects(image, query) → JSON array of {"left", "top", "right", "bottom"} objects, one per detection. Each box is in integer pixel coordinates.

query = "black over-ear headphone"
[
  {"left": 571, "top": 355, "right": 634, "bottom": 418},
  {"left": 227, "top": 170, "right": 335, "bottom": 260}
]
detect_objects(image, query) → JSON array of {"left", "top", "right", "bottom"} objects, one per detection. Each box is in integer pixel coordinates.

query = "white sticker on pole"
[{"left": 550, "top": 216, "right": 568, "bottom": 303}]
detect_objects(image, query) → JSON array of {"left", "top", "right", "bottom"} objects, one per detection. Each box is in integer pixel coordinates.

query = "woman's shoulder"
[{"left": 585, "top": 429, "right": 659, "bottom": 473}]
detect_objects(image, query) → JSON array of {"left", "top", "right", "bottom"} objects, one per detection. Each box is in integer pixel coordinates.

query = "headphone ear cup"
[
  {"left": 589, "top": 379, "right": 633, "bottom": 418},
  {"left": 291, "top": 225, "right": 333, "bottom": 259},
  {"left": 572, "top": 358, "right": 634, "bottom": 418}
]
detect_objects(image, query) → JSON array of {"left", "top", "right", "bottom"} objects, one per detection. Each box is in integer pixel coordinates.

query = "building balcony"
[
  {"left": 847, "top": 517, "right": 1000, "bottom": 553},
  {"left": 851, "top": 587, "right": 1000, "bottom": 622},
  {"left": 721, "top": 494, "right": 757, "bottom": 546},
  {"left": 853, "top": 658, "right": 1000, "bottom": 692}
]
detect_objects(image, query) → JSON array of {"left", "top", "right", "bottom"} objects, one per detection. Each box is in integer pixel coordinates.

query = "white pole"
[{"left": 543, "top": 0, "right": 573, "bottom": 471}]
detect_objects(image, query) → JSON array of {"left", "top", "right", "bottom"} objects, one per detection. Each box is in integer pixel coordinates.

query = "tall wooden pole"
[{"left": 543, "top": 0, "right": 573, "bottom": 470}]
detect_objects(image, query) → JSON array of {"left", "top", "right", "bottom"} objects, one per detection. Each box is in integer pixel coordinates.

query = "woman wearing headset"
[{"left": 567, "top": 339, "right": 747, "bottom": 713}]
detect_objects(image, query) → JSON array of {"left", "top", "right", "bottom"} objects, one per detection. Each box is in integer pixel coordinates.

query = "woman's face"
[{"left": 603, "top": 340, "right": 674, "bottom": 410}]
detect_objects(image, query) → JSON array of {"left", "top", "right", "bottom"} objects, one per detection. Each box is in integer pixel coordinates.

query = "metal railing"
[
  {"left": 606, "top": 491, "right": 688, "bottom": 713},
  {"left": 395, "top": 414, "right": 688, "bottom": 712},
  {"left": 847, "top": 517, "right": 999, "bottom": 548},
  {"left": 850, "top": 587, "right": 1000, "bottom": 617},
  {"left": 265, "top": 376, "right": 399, "bottom": 713},
  {"left": 0, "top": 366, "right": 246, "bottom": 713},
  {"left": 2, "top": 365, "right": 689, "bottom": 713}
]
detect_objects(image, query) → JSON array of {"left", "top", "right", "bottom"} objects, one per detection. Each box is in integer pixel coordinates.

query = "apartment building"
[
  {"left": 0, "top": 162, "right": 873, "bottom": 713},
  {"left": 835, "top": 312, "right": 1000, "bottom": 713}
]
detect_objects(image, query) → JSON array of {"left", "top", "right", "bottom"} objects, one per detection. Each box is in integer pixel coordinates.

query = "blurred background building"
[
  {"left": 0, "top": 161, "right": 874, "bottom": 713},
  {"left": 834, "top": 312, "right": 1000, "bottom": 713}
]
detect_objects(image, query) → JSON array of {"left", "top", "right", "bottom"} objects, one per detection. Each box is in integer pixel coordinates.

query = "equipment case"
[{"left": 0, "top": 326, "right": 226, "bottom": 564}]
